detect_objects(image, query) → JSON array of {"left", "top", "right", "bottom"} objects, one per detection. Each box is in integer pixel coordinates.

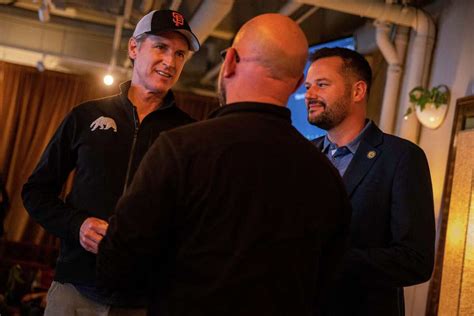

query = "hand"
[{"left": 79, "top": 217, "right": 109, "bottom": 254}]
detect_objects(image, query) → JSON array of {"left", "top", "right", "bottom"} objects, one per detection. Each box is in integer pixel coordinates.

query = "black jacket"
[
  {"left": 312, "top": 122, "right": 435, "bottom": 316},
  {"left": 22, "top": 81, "right": 194, "bottom": 288},
  {"left": 97, "top": 102, "right": 352, "bottom": 315}
]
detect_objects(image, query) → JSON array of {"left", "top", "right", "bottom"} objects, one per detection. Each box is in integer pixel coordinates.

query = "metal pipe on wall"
[{"left": 376, "top": 21, "right": 406, "bottom": 134}]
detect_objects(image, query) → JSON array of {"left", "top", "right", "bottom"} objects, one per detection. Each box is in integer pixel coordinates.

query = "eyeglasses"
[{"left": 220, "top": 48, "right": 240, "bottom": 63}]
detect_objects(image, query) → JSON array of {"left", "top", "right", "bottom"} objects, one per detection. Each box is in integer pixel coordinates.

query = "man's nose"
[
  {"left": 162, "top": 51, "right": 176, "bottom": 68},
  {"left": 305, "top": 87, "right": 316, "bottom": 100}
]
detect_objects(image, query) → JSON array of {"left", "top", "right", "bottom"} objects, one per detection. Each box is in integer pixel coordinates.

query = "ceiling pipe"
[
  {"left": 188, "top": 0, "right": 235, "bottom": 46},
  {"left": 109, "top": 16, "right": 124, "bottom": 69},
  {"left": 123, "top": 0, "right": 133, "bottom": 21},
  {"left": 295, "top": 0, "right": 436, "bottom": 143},
  {"left": 296, "top": 6, "right": 319, "bottom": 24},
  {"left": 13, "top": 1, "right": 124, "bottom": 27},
  {"left": 199, "top": 0, "right": 303, "bottom": 85},
  {"left": 294, "top": 0, "right": 423, "bottom": 29},
  {"left": 109, "top": 0, "right": 133, "bottom": 71},
  {"left": 279, "top": 1, "right": 304, "bottom": 16}
]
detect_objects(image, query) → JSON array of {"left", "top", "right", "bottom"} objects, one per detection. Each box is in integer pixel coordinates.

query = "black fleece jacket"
[
  {"left": 22, "top": 81, "right": 194, "bottom": 288},
  {"left": 97, "top": 102, "right": 352, "bottom": 315}
]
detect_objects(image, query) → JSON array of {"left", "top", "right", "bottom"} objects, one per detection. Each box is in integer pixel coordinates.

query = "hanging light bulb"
[{"left": 103, "top": 74, "right": 114, "bottom": 86}]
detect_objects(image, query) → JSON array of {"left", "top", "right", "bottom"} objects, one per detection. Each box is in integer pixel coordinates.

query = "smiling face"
[
  {"left": 129, "top": 31, "right": 189, "bottom": 94},
  {"left": 304, "top": 56, "right": 353, "bottom": 131}
]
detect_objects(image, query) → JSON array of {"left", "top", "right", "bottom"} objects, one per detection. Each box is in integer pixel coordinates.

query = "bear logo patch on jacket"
[{"left": 90, "top": 116, "right": 117, "bottom": 132}]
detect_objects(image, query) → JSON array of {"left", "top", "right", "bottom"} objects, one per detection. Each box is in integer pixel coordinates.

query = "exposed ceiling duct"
[
  {"left": 199, "top": 0, "right": 308, "bottom": 86},
  {"left": 188, "top": 0, "right": 235, "bottom": 45},
  {"left": 0, "top": 0, "right": 386, "bottom": 97}
]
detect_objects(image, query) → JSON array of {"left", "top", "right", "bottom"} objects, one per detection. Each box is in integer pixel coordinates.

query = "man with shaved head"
[{"left": 97, "top": 14, "right": 351, "bottom": 315}]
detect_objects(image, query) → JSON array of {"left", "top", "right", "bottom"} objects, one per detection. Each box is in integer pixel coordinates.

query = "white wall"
[
  {"left": 419, "top": 0, "right": 474, "bottom": 220},
  {"left": 404, "top": 0, "right": 474, "bottom": 314}
]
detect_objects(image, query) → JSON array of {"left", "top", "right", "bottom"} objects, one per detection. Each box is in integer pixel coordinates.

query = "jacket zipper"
[{"left": 122, "top": 106, "right": 139, "bottom": 195}]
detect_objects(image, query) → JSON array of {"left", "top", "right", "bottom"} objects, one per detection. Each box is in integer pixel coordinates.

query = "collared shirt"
[{"left": 322, "top": 120, "right": 372, "bottom": 176}]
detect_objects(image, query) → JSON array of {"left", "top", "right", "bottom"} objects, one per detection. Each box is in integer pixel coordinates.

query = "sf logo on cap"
[{"left": 172, "top": 12, "right": 184, "bottom": 27}]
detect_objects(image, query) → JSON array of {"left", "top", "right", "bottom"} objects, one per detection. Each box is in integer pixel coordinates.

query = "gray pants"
[{"left": 44, "top": 281, "right": 147, "bottom": 316}]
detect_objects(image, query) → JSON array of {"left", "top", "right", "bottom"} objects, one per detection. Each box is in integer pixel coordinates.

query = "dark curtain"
[{"left": 0, "top": 61, "right": 218, "bottom": 245}]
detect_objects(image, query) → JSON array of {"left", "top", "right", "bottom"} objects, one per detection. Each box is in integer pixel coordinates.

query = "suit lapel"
[
  {"left": 342, "top": 123, "right": 384, "bottom": 197},
  {"left": 311, "top": 137, "right": 324, "bottom": 151}
]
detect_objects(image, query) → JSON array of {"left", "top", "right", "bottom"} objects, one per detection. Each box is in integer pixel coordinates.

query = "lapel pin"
[{"left": 367, "top": 151, "right": 376, "bottom": 159}]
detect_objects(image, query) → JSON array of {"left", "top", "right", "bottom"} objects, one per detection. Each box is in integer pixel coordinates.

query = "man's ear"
[
  {"left": 221, "top": 48, "right": 238, "bottom": 79},
  {"left": 128, "top": 37, "right": 138, "bottom": 61},
  {"left": 353, "top": 80, "right": 368, "bottom": 102},
  {"left": 292, "top": 74, "right": 305, "bottom": 94}
]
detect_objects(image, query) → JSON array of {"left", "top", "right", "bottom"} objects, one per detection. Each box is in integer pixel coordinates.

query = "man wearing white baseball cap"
[{"left": 22, "top": 9, "right": 199, "bottom": 315}]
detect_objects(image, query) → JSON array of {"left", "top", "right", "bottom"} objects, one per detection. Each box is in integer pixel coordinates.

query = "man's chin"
[
  {"left": 307, "top": 115, "right": 320, "bottom": 127},
  {"left": 146, "top": 82, "right": 171, "bottom": 95},
  {"left": 308, "top": 117, "right": 330, "bottom": 131}
]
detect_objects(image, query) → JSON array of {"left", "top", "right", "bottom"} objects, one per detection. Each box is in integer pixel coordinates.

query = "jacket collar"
[
  {"left": 208, "top": 102, "right": 292, "bottom": 122},
  {"left": 119, "top": 80, "right": 176, "bottom": 111},
  {"left": 342, "top": 121, "right": 383, "bottom": 196},
  {"left": 312, "top": 120, "right": 384, "bottom": 197},
  {"left": 322, "top": 121, "right": 373, "bottom": 155}
]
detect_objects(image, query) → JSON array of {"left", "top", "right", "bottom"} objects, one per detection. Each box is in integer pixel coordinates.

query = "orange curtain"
[
  {"left": 0, "top": 62, "right": 119, "bottom": 243},
  {"left": 0, "top": 61, "right": 218, "bottom": 245}
]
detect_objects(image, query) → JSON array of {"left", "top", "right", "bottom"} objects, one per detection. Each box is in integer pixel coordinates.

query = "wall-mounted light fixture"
[{"left": 403, "top": 85, "right": 450, "bottom": 129}]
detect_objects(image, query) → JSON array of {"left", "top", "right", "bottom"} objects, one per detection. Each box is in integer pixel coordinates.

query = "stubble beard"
[{"left": 308, "top": 90, "right": 351, "bottom": 131}]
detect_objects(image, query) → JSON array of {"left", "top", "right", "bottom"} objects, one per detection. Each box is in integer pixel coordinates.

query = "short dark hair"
[{"left": 309, "top": 47, "right": 372, "bottom": 95}]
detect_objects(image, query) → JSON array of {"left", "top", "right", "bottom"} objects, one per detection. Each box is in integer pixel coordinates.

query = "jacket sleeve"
[
  {"left": 97, "top": 133, "right": 179, "bottom": 290},
  {"left": 22, "top": 110, "right": 90, "bottom": 242},
  {"left": 341, "top": 145, "right": 435, "bottom": 288}
]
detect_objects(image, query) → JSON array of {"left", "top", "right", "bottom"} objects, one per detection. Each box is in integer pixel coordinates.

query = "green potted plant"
[{"left": 404, "top": 85, "right": 450, "bottom": 129}]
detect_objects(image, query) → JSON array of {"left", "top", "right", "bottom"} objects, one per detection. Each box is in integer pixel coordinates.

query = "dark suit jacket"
[
  {"left": 312, "top": 122, "right": 435, "bottom": 316},
  {"left": 98, "top": 102, "right": 352, "bottom": 316}
]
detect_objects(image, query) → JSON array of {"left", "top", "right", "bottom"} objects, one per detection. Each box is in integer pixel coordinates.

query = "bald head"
[
  {"left": 234, "top": 14, "right": 308, "bottom": 80},
  {"left": 218, "top": 14, "right": 308, "bottom": 106}
]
